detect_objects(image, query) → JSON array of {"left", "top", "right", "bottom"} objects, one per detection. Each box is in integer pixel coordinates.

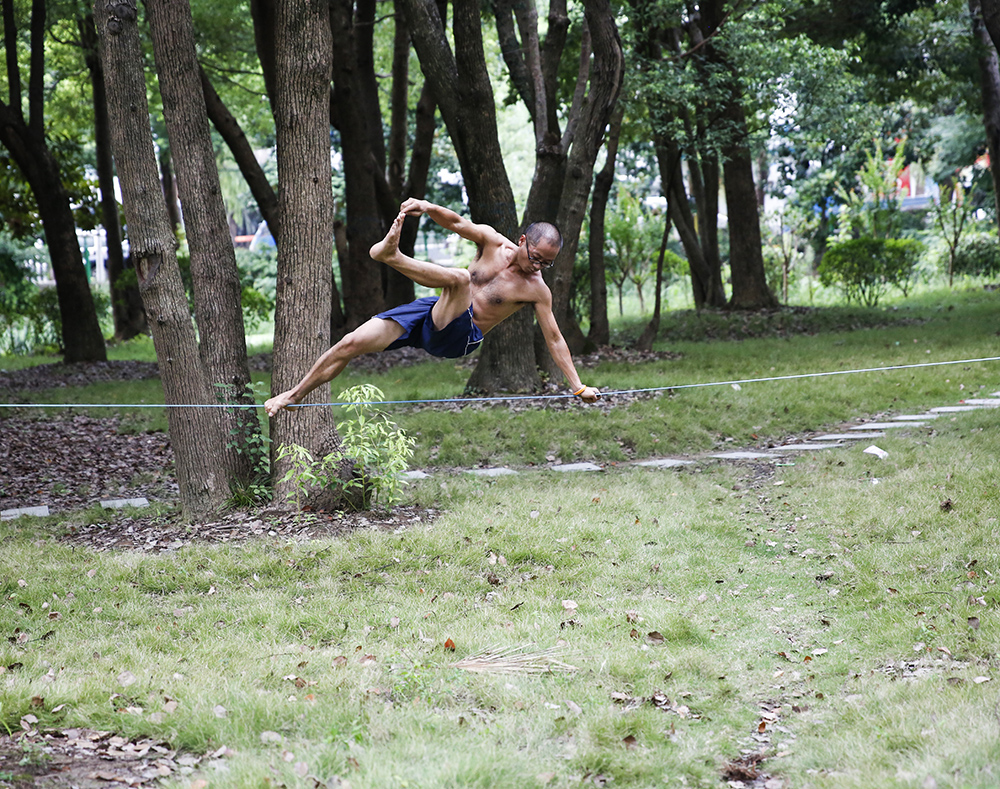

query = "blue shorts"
[{"left": 378, "top": 296, "right": 483, "bottom": 359}]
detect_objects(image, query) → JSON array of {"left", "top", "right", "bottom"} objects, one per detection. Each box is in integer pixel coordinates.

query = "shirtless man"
[{"left": 263, "top": 198, "right": 601, "bottom": 416}]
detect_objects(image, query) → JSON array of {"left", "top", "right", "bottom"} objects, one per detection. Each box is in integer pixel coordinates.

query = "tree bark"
[
  {"left": 329, "top": 0, "right": 386, "bottom": 328},
  {"left": 0, "top": 0, "right": 107, "bottom": 363},
  {"left": 398, "top": 0, "right": 536, "bottom": 394},
  {"left": 972, "top": 0, "right": 1000, "bottom": 230},
  {"left": 586, "top": 104, "right": 623, "bottom": 348},
  {"left": 79, "top": 13, "right": 146, "bottom": 341},
  {"left": 546, "top": 0, "right": 623, "bottom": 355},
  {"left": 146, "top": 0, "right": 264, "bottom": 490},
  {"left": 95, "top": 0, "right": 227, "bottom": 518},
  {"left": 698, "top": 0, "right": 777, "bottom": 310},
  {"left": 269, "top": 0, "right": 339, "bottom": 503}
]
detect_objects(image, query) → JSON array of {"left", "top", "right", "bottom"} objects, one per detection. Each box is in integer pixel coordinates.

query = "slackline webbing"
[{"left": 1, "top": 355, "right": 998, "bottom": 410}]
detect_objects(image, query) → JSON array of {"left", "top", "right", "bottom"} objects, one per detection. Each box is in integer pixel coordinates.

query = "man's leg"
[
  {"left": 370, "top": 211, "right": 472, "bottom": 330},
  {"left": 263, "top": 317, "right": 404, "bottom": 416}
]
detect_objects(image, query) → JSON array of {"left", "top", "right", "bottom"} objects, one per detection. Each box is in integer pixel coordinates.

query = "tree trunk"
[
  {"left": 146, "top": 0, "right": 264, "bottom": 490},
  {"left": 698, "top": 0, "right": 777, "bottom": 310},
  {"left": 384, "top": 12, "right": 416, "bottom": 308},
  {"left": 159, "top": 148, "right": 182, "bottom": 236},
  {"left": 721, "top": 109, "right": 779, "bottom": 310},
  {"left": 269, "top": 0, "right": 339, "bottom": 504},
  {"left": 546, "top": 0, "right": 623, "bottom": 355},
  {"left": 329, "top": 0, "right": 387, "bottom": 328},
  {"left": 398, "top": 0, "right": 534, "bottom": 394},
  {"left": 199, "top": 64, "right": 281, "bottom": 245},
  {"left": 95, "top": 0, "right": 227, "bottom": 518},
  {"left": 635, "top": 215, "right": 672, "bottom": 351},
  {"left": 0, "top": 0, "right": 107, "bottom": 363},
  {"left": 972, "top": 0, "right": 1000, "bottom": 230},
  {"left": 586, "top": 105, "right": 623, "bottom": 348},
  {"left": 79, "top": 13, "right": 146, "bottom": 341},
  {"left": 657, "top": 139, "right": 725, "bottom": 308}
]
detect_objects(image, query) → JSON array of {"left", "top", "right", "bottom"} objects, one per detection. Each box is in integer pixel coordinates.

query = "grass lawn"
[{"left": 1, "top": 286, "right": 999, "bottom": 787}]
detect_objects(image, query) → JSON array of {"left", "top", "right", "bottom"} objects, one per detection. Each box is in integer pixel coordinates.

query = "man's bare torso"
[{"left": 466, "top": 238, "right": 546, "bottom": 334}]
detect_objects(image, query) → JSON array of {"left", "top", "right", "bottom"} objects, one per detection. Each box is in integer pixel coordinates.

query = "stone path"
[
  {"left": 403, "top": 389, "right": 1000, "bottom": 480},
  {"left": 2, "top": 392, "right": 998, "bottom": 521}
]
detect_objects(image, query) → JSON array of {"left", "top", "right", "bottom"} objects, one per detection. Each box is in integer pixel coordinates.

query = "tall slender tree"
[
  {"left": 78, "top": 12, "right": 146, "bottom": 341},
  {"left": 95, "top": 0, "right": 228, "bottom": 518},
  {"left": 145, "top": 0, "right": 264, "bottom": 490},
  {"left": 1, "top": 0, "right": 107, "bottom": 362}
]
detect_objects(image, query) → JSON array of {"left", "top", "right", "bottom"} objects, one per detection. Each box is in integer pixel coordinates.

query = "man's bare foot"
[
  {"left": 369, "top": 211, "right": 405, "bottom": 262},
  {"left": 264, "top": 391, "right": 301, "bottom": 417}
]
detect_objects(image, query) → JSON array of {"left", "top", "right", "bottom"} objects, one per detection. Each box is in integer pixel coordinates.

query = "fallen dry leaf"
[
  {"left": 444, "top": 638, "right": 456, "bottom": 651},
  {"left": 647, "top": 631, "right": 665, "bottom": 645}
]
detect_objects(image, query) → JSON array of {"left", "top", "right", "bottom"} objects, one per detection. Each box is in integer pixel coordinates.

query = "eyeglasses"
[{"left": 526, "top": 243, "right": 556, "bottom": 269}]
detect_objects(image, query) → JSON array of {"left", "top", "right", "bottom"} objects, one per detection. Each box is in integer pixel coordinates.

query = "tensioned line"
[{"left": 2, "top": 355, "right": 998, "bottom": 410}]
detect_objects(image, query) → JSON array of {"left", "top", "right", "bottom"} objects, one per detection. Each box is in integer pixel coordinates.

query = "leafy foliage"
[
  {"left": 818, "top": 236, "right": 923, "bottom": 305},
  {"left": 277, "top": 385, "right": 414, "bottom": 512},
  {"left": 947, "top": 231, "right": 1000, "bottom": 278}
]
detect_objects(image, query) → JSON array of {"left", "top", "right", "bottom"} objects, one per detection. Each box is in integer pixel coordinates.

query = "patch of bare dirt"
[{"left": 0, "top": 728, "right": 220, "bottom": 789}]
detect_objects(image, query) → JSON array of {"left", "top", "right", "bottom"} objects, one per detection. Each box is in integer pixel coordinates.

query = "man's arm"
[
  {"left": 534, "top": 295, "right": 601, "bottom": 403},
  {"left": 399, "top": 198, "right": 502, "bottom": 248}
]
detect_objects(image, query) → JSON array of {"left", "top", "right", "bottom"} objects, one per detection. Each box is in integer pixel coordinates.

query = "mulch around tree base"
[{"left": 0, "top": 345, "right": 679, "bottom": 552}]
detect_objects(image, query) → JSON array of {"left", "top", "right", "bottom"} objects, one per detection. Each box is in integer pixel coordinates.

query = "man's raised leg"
[
  {"left": 370, "top": 212, "right": 472, "bottom": 329},
  {"left": 264, "top": 317, "right": 404, "bottom": 416}
]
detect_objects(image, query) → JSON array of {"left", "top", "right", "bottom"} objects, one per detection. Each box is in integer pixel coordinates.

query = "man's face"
[{"left": 520, "top": 237, "right": 559, "bottom": 272}]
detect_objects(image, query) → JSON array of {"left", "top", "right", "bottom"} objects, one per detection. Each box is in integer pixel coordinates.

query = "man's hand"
[
  {"left": 575, "top": 386, "right": 601, "bottom": 404},
  {"left": 400, "top": 197, "right": 429, "bottom": 216},
  {"left": 264, "top": 392, "right": 300, "bottom": 417}
]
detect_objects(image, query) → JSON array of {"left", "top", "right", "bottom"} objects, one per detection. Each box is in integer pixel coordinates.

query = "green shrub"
[
  {"left": 818, "top": 236, "right": 923, "bottom": 306},
  {"left": 949, "top": 231, "right": 1000, "bottom": 278}
]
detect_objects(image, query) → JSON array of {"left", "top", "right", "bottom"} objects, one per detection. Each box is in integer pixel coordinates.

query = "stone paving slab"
[
  {"left": 710, "top": 451, "right": 783, "bottom": 460},
  {"left": 551, "top": 462, "right": 603, "bottom": 473},
  {"left": 814, "top": 432, "right": 885, "bottom": 440},
  {"left": 465, "top": 467, "right": 518, "bottom": 477},
  {"left": 929, "top": 406, "right": 988, "bottom": 413},
  {"left": 401, "top": 470, "right": 431, "bottom": 480},
  {"left": 1, "top": 505, "right": 50, "bottom": 520},
  {"left": 100, "top": 498, "right": 150, "bottom": 509},
  {"left": 777, "top": 443, "right": 844, "bottom": 451},
  {"left": 893, "top": 414, "right": 938, "bottom": 420},
  {"left": 634, "top": 458, "right": 695, "bottom": 468},
  {"left": 959, "top": 398, "right": 1000, "bottom": 406},
  {"left": 849, "top": 422, "right": 925, "bottom": 430}
]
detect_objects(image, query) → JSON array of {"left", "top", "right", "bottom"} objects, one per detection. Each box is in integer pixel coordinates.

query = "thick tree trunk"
[
  {"left": 79, "top": 13, "right": 146, "bottom": 341},
  {"left": 0, "top": 0, "right": 106, "bottom": 363},
  {"left": 269, "top": 0, "right": 339, "bottom": 503},
  {"left": 972, "top": 0, "right": 1000, "bottom": 230},
  {"left": 399, "top": 0, "right": 534, "bottom": 394},
  {"left": 698, "top": 0, "right": 777, "bottom": 310},
  {"left": 147, "top": 0, "right": 264, "bottom": 490},
  {"left": 724, "top": 142, "right": 779, "bottom": 309},
  {"left": 95, "top": 0, "right": 227, "bottom": 518},
  {"left": 329, "top": 0, "right": 386, "bottom": 328}
]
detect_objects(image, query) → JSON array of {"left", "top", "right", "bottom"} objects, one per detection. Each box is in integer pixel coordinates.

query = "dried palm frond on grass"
[{"left": 450, "top": 644, "right": 579, "bottom": 674}]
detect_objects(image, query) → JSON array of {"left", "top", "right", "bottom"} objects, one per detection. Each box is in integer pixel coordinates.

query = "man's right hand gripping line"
[{"left": 263, "top": 201, "right": 601, "bottom": 418}]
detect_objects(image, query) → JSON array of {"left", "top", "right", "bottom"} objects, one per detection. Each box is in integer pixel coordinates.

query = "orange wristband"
[{"left": 573, "top": 386, "right": 587, "bottom": 396}]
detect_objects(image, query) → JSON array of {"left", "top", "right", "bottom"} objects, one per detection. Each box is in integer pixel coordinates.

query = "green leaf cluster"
[{"left": 818, "top": 236, "right": 924, "bottom": 306}]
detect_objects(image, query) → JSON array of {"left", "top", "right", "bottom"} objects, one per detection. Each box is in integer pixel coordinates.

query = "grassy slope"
[{"left": 1, "top": 287, "right": 999, "bottom": 788}]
